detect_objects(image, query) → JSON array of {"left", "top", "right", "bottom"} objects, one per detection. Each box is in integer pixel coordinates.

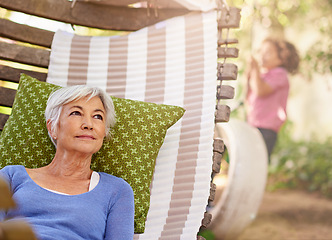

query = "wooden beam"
[
  {"left": 79, "top": 0, "right": 139, "bottom": 6},
  {"left": 0, "top": 113, "right": 10, "bottom": 131},
  {"left": 209, "top": 182, "right": 216, "bottom": 201},
  {"left": 218, "top": 7, "right": 241, "bottom": 29},
  {"left": 0, "top": 0, "right": 191, "bottom": 31},
  {"left": 217, "top": 63, "right": 238, "bottom": 80},
  {"left": 212, "top": 151, "right": 223, "bottom": 173},
  {"left": 0, "top": 18, "right": 54, "bottom": 48},
  {"left": 217, "top": 85, "right": 234, "bottom": 100},
  {"left": 201, "top": 212, "right": 212, "bottom": 228},
  {"left": 218, "top": 47, "right": 239, "bottom": 58},
  {"left": 218, "top": 38, "right": 238, "bottom": 46},
  {"left": 78, "top": 0, "right": 186, "bottom": 9},
  {"left": 0, "top": 65, "right": 47, "bottom": 83},
  {"left": 213, "top": 139, "right": 224, "bottom": 154},
  {"left": 0, "top": 87, "right": 16, "bottom": 108},
  {"left": 0, "top": 42, "right": 50, "bottom": 68},
  {"left": 215, "top": 104, "right": 230, "bottom": 123}
]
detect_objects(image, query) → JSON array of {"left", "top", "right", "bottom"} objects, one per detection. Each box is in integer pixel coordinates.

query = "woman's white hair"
[{"left": 45, "top": 85, "right": 116, "bottom": 147}]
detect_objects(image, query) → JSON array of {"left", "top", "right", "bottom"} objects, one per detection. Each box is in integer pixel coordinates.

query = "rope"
[{"left": 216, "top": 0, "right": 231, "bottom": 106}]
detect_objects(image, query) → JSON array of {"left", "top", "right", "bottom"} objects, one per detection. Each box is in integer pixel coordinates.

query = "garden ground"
[{"left": 236, "top": 189, "right": 332, "bottom": 240}]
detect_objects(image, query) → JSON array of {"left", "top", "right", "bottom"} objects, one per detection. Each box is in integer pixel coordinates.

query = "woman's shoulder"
[
  {"left": 99, "top": 172, "right": 130, "bottom": 186},
  {"left": 0, "top": 165, "right": 26, "bottom": 184},
  {"left": 98, "top": 172, "right": 133, "bottom": 193},
  {"left": 0, "top": 165, "right": 25, "bottom": 175}
]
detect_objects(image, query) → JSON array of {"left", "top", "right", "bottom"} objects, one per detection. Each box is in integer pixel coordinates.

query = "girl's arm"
[{"left": 248, "top": 56, "right": 273, "bottom": 97}]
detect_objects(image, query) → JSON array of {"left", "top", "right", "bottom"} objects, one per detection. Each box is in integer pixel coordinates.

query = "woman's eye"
[
  {"left": 94, "top": 114, "right": 103, "bottom": 120},
  {"left": 70, "top": 111, "right": 81, "bottom": 116}
]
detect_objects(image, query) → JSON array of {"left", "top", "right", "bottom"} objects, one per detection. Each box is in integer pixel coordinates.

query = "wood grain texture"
[
  {"left": 217, "top": 63, "right": 238, "bottom": 80},
  {"left": 0, "top": 19, "right": 54, "bottom": 48},
  {"left": 0, "top": 42, "right": 50, "bottom": 68},
  {"left": 0, "top": 0, "right": 190, "bottom": 31},
  {"left": 217, "top": 85, "right": 235, "bottom": 100},
  {"left": 0, "top": 65, "right": 47, "bottom": 83},
  {"left": 0, "top": 87, "right": 16, "bottom": 108},
  {"left": 0, "top": 113, "right": 10, "bottom": 131}
]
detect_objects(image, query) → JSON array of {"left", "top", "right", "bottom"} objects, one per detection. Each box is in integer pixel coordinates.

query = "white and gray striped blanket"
[{"left": 47, "top": 11, "right": 218, "bottom": 240}]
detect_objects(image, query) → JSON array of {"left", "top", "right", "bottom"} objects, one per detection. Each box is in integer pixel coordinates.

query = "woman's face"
[
  {"left": 52, "top": 96, "right": 107, "bottom": 155},
  {"left": 259, "top": 41, "right": 282, "bottom": 70}
]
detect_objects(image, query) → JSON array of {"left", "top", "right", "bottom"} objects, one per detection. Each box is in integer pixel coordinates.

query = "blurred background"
[
  {"left": 203, "top": 1, "right": 332, "bottom": 239},
  {"left": 222, "top": 0, "right": 332, "bottom": 198}
]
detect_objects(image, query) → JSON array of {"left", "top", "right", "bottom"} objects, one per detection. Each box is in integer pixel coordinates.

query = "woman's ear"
[{"left": 46, "top": 119, "right": 57, "bottom": 140}]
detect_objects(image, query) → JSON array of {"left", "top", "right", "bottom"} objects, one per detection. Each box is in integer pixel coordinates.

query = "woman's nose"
[{"left": 81, "top": 117, "right": 93, "bottom": 130}]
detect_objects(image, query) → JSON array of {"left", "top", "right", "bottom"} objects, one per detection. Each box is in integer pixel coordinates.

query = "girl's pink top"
[{"left": 247, "top": 67, "right": 289, "bottom": 132}]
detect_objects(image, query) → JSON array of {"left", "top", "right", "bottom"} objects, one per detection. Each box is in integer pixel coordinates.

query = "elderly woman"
[{"left": 0, "top": 86, "right": 135, "bottom": 240}]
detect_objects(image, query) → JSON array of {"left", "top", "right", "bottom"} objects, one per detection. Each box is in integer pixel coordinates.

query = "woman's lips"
[{"left": 76, "top": 135, "right": 96, "bottom": 140}]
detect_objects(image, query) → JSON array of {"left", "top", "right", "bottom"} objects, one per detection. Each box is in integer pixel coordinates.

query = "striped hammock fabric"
[{"left": 47, "top": 11, "right": 218, "bottom": 240}]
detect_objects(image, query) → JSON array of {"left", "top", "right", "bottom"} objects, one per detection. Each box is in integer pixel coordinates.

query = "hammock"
[{"left": 47, "top": 11, "right": 217, "bottom": 239}]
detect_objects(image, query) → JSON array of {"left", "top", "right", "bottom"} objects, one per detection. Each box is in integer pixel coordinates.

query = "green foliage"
[
  {"left": 303, "top": 42, "right": 332, "bottom": 77},
  {"left": 197, "top": 229, "right": 215, "bottom": 240},
  {"left": 230, "top": 0, "right": 332, "bottom": 78},
  {"left": 268, "top": 121, "right": 332, "bottom": 198}
]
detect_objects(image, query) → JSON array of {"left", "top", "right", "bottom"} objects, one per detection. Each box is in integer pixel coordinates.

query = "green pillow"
[{"left": 0, "top": 74, "right": 185, "bottom": 233}]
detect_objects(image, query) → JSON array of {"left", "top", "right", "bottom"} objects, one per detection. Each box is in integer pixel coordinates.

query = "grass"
[{"left": 268, "top": 121, "right": 332, "bottom": 198}]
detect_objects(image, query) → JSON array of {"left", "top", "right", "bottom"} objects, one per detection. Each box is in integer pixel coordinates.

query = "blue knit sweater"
[{"left": 0, "top": 165, "right": 134, "bottom": 240}]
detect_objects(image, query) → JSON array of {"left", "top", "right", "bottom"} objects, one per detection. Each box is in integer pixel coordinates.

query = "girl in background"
[{"left": 246, "top": 37, "right": 300, "bottom": 159}]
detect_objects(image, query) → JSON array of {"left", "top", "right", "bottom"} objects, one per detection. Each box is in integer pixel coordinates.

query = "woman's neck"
[{"left": 45, "top": 151, "right": 93, "bottom": 180}]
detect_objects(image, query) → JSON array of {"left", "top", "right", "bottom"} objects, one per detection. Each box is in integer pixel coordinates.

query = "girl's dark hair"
[{"left": 263, "top": 37, "right": 300, "bottom": 74}]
